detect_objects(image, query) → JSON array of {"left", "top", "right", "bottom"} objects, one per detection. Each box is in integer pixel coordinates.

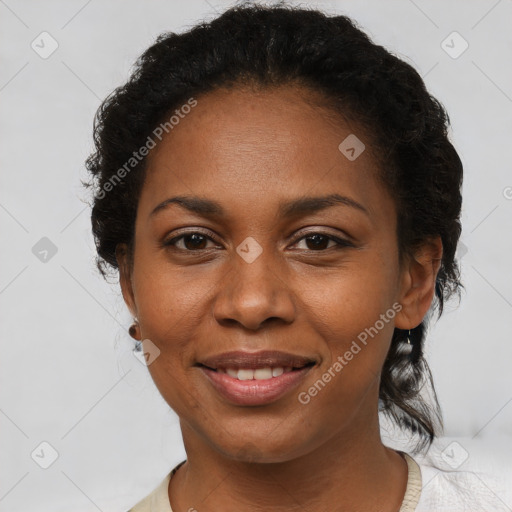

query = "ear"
[
  {"left": 395, "top": 236, "right": 443, "bottom": 330},
  {"left": 116, "top": 243, "right": 137, "bottom": 319}
]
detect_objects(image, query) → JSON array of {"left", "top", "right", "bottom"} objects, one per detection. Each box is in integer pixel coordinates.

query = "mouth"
[
  {"left": 196, "top": 350, "right": 317, "bottom": 406},
  {"left": 196, "top": 349, "right": 316, "bottom": 378},
  {"left": 197, "top": 363, "right": 316, "bottom": 381}
]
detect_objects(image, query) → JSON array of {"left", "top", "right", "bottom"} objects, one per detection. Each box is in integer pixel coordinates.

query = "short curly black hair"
[{"left": 84, "top": 2, "right": 463, "bottom": 455}]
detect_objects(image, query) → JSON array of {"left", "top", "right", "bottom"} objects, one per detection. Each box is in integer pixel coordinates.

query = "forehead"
[{"left": 138, "top": 84, "right": 391, "bottom": 222}]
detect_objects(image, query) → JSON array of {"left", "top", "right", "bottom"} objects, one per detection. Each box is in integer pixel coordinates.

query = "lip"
[
  {"left": 199, "top": 365, "right": 314, "bottom": 406},
  {"left": 198, "top": 350, "right": 316, "bottom": 370},
  {"left": 196, "top": 350, "right": 316, "bottom": 406}
]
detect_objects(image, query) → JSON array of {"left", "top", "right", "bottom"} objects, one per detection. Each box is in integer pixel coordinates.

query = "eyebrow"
[{"left": 149, "top": 193, "right": 369, "bottom": 218}]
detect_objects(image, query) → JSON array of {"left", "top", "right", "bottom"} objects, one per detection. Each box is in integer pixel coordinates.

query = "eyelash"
[{"left": 162, "top": 230, "right": 354, "bottom": 252}]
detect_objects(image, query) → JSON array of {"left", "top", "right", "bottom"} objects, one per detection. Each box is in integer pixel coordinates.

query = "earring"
[
  {"left": 129, "top": 320, "right": 139, "bottom": 340},
  {"left": 401, "top": 329, "right": 413, "bottom": 356}
]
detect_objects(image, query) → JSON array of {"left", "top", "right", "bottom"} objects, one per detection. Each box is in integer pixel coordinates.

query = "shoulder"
[
  {"left": 127, "top": 473, "right": 172, "bottom": 512},
  {"left": 127, "top": 460, "right": 185, "bottom": 512},
  {"left": 409, "top": 438, "right": 512, "bottom": 512}
]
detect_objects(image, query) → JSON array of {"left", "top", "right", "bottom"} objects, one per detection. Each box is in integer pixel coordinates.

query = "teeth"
[
  {"left": 237, "top": 369, "right": 254, "bottom": 381},
  {"left": 222, "top": 366, "right": 292, "bottom": 380},
  {"left": 254, "top": 368, "right": 272, "bottom": 380}
]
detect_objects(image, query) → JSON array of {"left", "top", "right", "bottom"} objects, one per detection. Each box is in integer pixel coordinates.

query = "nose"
[{"left": 213, "top": 252, "right": 296, "bottom": 331}]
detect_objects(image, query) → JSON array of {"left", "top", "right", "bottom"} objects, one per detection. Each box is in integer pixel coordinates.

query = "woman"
[{"left": 84, "top": 3, "right": 505, "bottom": 511}]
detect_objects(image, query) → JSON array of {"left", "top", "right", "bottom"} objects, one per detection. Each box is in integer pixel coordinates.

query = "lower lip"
[{"left": 199, "top": 366, "right": 313, "bottom": 406}]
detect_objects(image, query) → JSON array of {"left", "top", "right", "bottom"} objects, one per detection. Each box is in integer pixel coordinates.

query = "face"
[{"left": 118, "top": 84, "right": 432, "bottom": 463}]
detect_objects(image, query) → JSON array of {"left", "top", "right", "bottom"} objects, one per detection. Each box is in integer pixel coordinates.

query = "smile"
[
  {"left": 196, "top": 350, "right": 316, "bottom": 406},
  {"left": 217, "top": 366, "right": 292, "bottom": 380}
]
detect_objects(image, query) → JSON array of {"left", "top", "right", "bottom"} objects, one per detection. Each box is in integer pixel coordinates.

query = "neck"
[{"left": 169, "top": 406, "right": 408, "bottom": 512}]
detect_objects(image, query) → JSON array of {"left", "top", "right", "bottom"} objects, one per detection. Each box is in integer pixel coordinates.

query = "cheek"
[
  {"left": 130, "top": 260, "right": 212, "bottom": 395},
  {"left": 295, "top": 252, "right": 399, "bottom": 389},
  {"left": 298, "top": 254, "right": 399, "bottom": 334},
  {"left": 132, "top": 253, "right": 213, "bottom": 333},
  {"left": 295, "top": 273, "right": 397, "bottom": 432}
]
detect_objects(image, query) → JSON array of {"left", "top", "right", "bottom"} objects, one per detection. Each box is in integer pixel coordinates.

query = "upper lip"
[{"left": 197, "top": 350, "right": 317, "bottom": 370}]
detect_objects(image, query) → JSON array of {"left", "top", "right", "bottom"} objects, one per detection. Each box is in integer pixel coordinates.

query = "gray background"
[{"left": 1, "top": 0, "right": 511, "bottom": 510}]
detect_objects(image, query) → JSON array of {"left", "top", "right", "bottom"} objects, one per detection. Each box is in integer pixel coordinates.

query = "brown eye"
[
  {"left": 183, "top": 233, "right": 207, "bottom": 250},
  {"left": 164, "top": 232, "right": 217, "bottom": 251},
  {"left": 293, "top": 232, "right": 354, "bottom": 251},
  {"left": 305, "top": 234, "right": 330, "bottom": 250}
]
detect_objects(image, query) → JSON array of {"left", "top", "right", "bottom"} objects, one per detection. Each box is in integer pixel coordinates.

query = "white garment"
[
  {"left": 128, "top": 450, "right": 511, "bottom": 511},
  {"left": 414, "top": 451, "right": 512, "bottom": 511}
]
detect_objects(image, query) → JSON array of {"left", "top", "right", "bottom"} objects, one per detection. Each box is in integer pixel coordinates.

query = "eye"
[
  {"left": 293, "top": 233, "right": 353, "bottom": 251},
  {"left": 164, "top": 232, "right": 218, "bottom": 251},
  {"left": 163, "top": 230, "right": 353, "bottom": 253}
]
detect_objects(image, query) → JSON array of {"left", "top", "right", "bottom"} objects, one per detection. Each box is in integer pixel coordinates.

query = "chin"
[{"left": 209, "top": 425, "right": 315, "bottom": 464}]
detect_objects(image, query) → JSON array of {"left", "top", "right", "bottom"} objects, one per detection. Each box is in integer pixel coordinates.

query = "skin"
[{"left": 117, "top": 84, "right": 442, "bottom": 512}]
